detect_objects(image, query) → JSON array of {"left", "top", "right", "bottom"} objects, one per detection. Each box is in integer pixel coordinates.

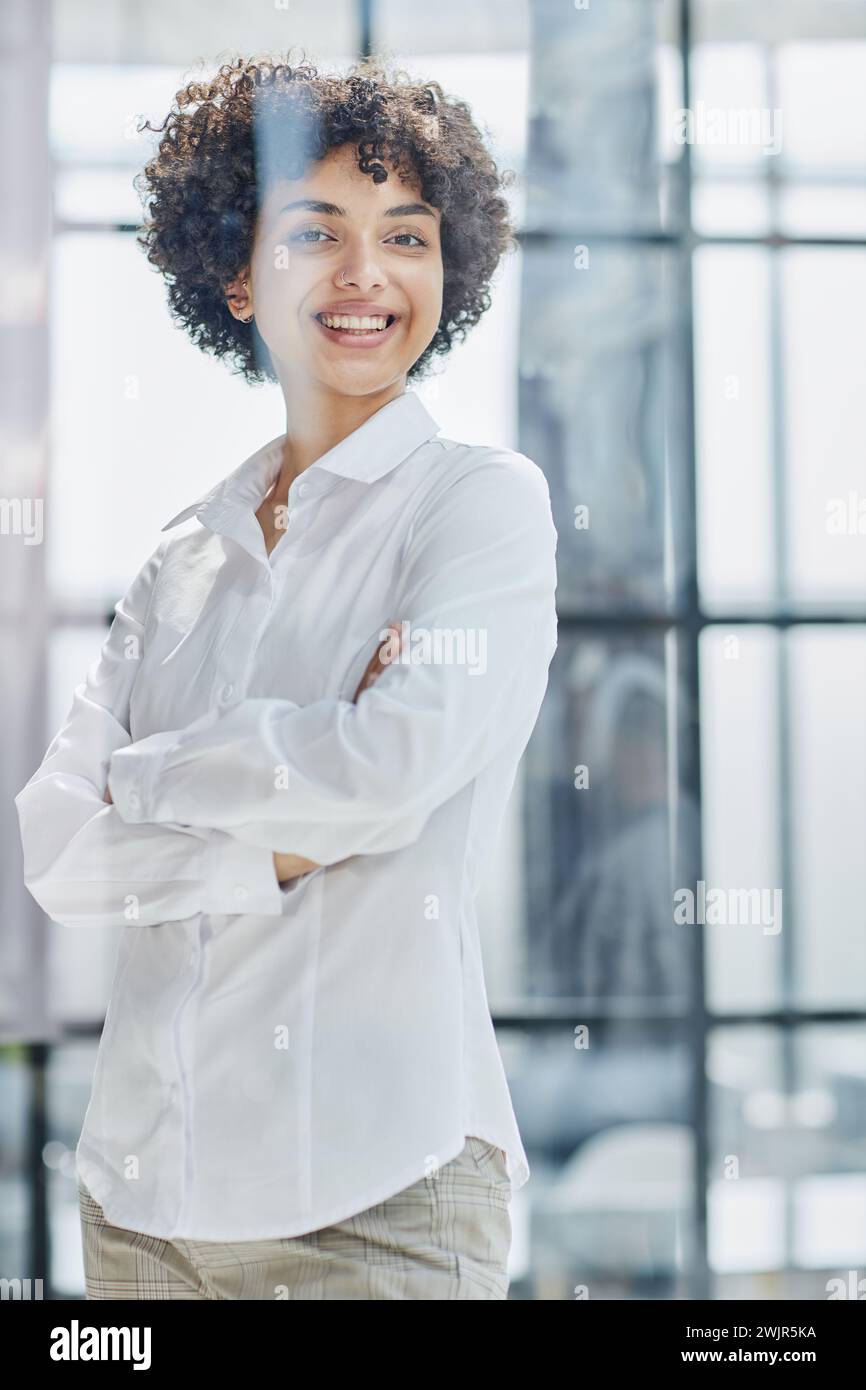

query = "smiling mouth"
[
  {"left": 312, "top": 312, "right": 402, "bottom": 347},
  {"left": 314, "top": 312, "right": 399, "bottom": 335}
]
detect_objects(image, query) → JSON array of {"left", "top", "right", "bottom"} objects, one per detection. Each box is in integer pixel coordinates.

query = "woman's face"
[{"left": 242, "top": 143, "right": 444, "bottom": 399}]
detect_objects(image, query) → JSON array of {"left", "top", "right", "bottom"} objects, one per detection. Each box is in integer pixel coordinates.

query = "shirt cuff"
[
  {"left": 200, "top": 830, "right": 286, "bottom": 916},
  {"left": 108, "top": 732, "right": 176, "bottom": 822}
]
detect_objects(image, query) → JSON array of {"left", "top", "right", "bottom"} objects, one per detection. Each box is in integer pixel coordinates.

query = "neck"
[{"left": 273, "top": 377, "right": 406, "bottom": 496}]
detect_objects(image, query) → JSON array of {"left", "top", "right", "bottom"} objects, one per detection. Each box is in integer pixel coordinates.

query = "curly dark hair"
[{"left": 134, "top": 51, "right": 518, "bottom": 385}]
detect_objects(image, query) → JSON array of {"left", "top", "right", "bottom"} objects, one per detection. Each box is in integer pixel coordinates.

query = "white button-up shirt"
[{"left": 15, "top": 390, "right": 558, "bottom": 1240}]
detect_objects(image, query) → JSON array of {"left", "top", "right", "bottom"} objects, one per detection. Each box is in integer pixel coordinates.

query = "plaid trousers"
[{"left": 78, "top": 1136, "right": 512, "bottom": 1300}]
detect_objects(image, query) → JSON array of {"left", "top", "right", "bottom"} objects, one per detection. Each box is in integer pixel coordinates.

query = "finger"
[
  {"left": 362, "top": 622, "right": 400, "bottom": 679},
  {"left": 367, "top": 623, "right": 402, "bottom": 681},
  {"left": 375, "top": 619, "right": 402, "bottom": 666},
  {"left": 353, "top": 621, "right": 404, "bottom": 701}
]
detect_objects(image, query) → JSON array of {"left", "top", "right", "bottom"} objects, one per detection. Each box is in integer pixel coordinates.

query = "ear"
[{"left": 224, "top": 269, "right": 253, "bottom": 322}]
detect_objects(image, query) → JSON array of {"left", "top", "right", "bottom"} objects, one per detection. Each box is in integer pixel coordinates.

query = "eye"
[
  {"left": 291, "top": 227, "right": 335, "bottom": 244},
  {"left": 387, "top": 231, "right": 429, "bottom": 248}
]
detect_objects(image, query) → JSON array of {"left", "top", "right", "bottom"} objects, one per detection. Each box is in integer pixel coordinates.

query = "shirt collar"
[{"left": 160, "top": 390, "right": 441, "bottom": 532}]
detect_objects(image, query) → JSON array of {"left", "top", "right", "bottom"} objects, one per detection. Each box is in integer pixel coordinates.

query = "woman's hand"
[
  {"left": 352, "top": 619, "right": 402, "bottom": 701},
  {"left": 272, "top": 850, "right": 321, "bottom": 883},
  {"left": 273, "top": 619, "right": 403, "bottom": 884}
]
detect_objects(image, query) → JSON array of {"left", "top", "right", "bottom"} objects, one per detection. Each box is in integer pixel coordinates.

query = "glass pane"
[
  {"left": 498, "top": 1025, "right": 692, "bottom": 1299},
  {"left": 775, "top": 43, "right": 866, "bottom": 171},
  {"left": 54, "top": 168, "right": 143, "bottom": 226},
  {"left": 692, "top": 178, "right": 772, "bottom": 236},
  {"left": 51, "top": 6, "right": 357, "bottom": 67},
  {"left": 709, "top": 1026, "right": 866, "bottom": 1296},
  {"left": 782, "top": 249, "right": 866, "bottom": 606},
  {"left": 693, "top": 0, "right": 866, "bottom": 45},
  {"left": 49, "top": 230, "right": 285, "bottom": 606},
  {"left": 689, "top": 43, "right": 773, "bottom": 169},
  {"left": 792, "top": 1025, "right": 866, "bottom": 1267},
  {"left": 788, "top": 627, "right": 866, "bottom": 1009},
  {"left": 694, "top": 246, "right": 775, "bottom": 611},
  {"left": 522, "top": 630, "right": 699, "bottom": 1009},
  {"left": 700, "top": 627, "right": 783, "bottom": 1013},
  {"left": 521, "top": 241, "right": 693, "bottom": 616},
  {"left": 524, "top": 0, "right": 680, "bottom": 236},
  {"left": 50, "top": 64, "right": 174, "bottom": 163},
  {"left": 377, "top": 0, "right": 529, "bottom": 54},
  {"left": 777, "top": 184, "right": 866, "bottom": 238}
]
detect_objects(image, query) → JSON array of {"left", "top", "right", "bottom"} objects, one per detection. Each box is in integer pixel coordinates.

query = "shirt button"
[
  {"left": 233, "top": 884, "right": 248, "bottom": 901},
  {"left": 297, "top": 482, "right": 309, "bottom": 498},
  {"left": 127, "top": 790, "right": 141, "bottom": 810},
  {"left": 220, "top": 683, "right": 234, "bottom": 701}
]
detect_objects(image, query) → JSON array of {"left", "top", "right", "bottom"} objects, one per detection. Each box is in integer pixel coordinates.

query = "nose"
[{"left": 335, "top": 244, "right": 388, "bottom": 293}]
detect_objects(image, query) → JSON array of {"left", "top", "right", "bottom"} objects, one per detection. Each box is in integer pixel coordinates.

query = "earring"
[{"left": 240, "top": 278, "right": 253, "bottom": 322}]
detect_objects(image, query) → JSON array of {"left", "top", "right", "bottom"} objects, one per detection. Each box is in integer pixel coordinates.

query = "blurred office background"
[{"left": 2, "top": 0, "right": 865, "bottom": 1299}]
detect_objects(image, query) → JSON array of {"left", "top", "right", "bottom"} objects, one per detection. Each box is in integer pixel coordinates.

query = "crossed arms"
[{"left": 15, "top": 457, "right": 558, "bottom": 928}]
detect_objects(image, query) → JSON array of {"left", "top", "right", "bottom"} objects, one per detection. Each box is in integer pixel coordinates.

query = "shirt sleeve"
[
  {"left": 14, "top": 539, "right": 287, "bottom": 927},
  {"left": 107, "top": 452, "right": 559, "bottom": 866}
]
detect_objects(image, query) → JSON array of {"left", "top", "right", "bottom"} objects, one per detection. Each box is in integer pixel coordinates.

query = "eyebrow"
[{"left": 278, "top": 198, "right": 437, "bottom": 219}]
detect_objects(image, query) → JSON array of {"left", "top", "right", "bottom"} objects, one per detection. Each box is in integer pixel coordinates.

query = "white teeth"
[{"left": 319, "top": 314, "right": 390, "bottom": 331}]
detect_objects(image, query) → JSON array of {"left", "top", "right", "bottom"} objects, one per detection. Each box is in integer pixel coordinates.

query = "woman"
[{"left": 15, "top": 53, "right": 558, "bottom": 1299}]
